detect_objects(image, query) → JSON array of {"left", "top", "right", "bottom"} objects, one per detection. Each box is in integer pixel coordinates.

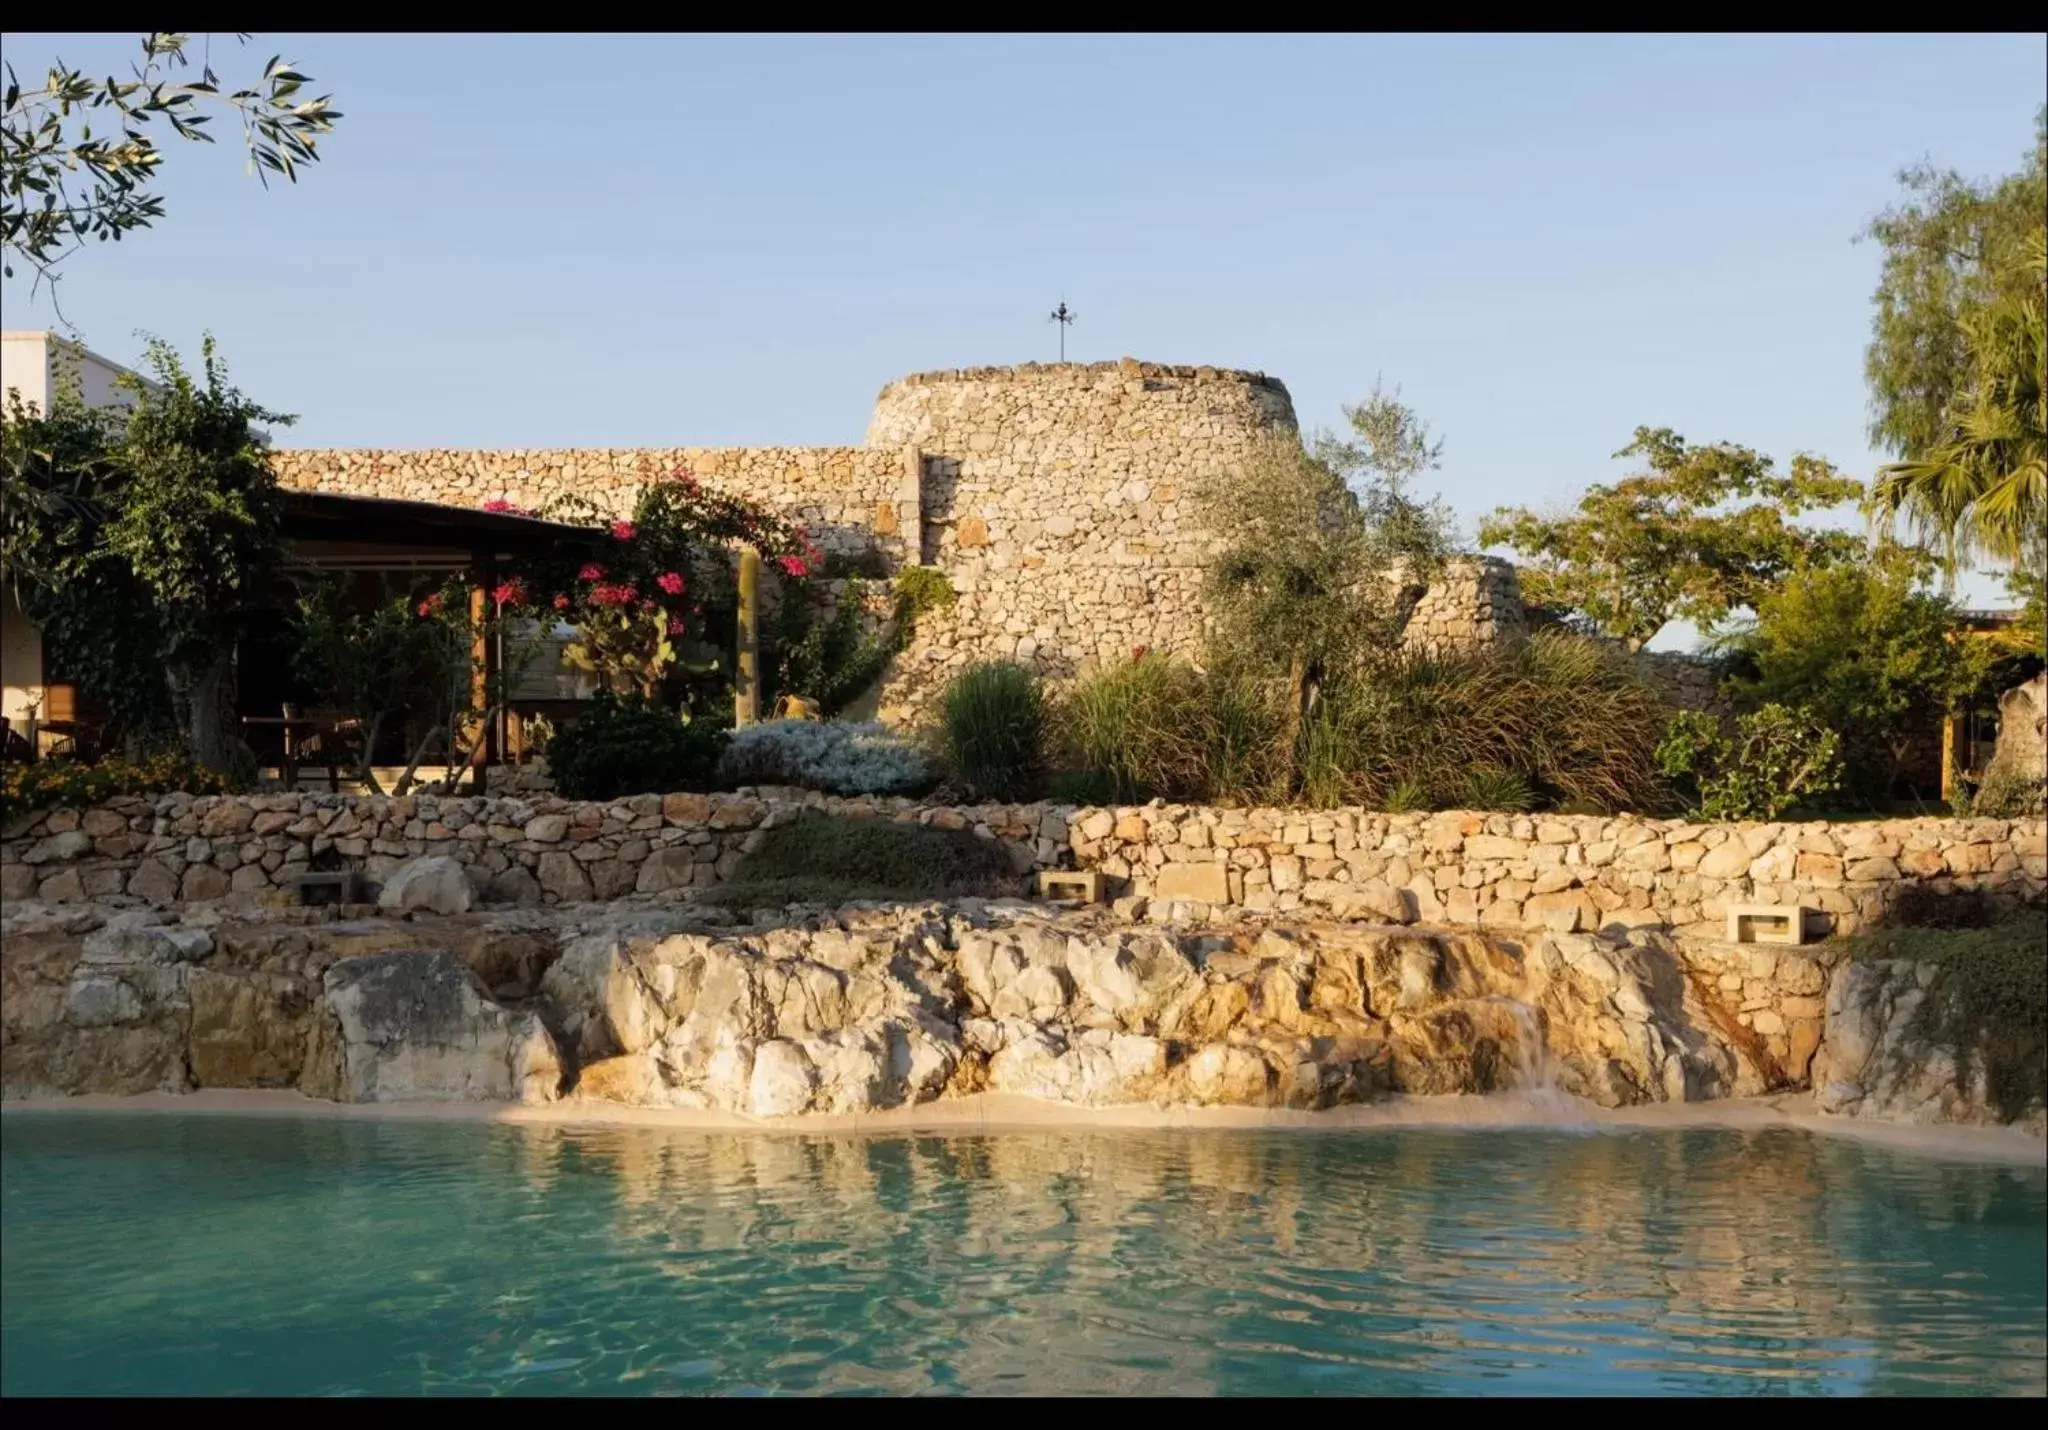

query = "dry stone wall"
[
  {"left": 266, "top": 444, "right": 921, "bottom": 566},
  {"left": 5, "top": 794, "right": 2038, "bottom": 943},
  {"left": 268, "top": 360, "right": 1721, "bottom": 719},
  {"left": 862, "top": 360, "right": 1298, "bottom": 718}
]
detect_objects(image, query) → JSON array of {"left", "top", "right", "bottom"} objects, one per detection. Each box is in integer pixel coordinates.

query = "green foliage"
[
  {"left": 703, "top": 809, "right": 1020, "bottom": 909},
  {"left": 1869, "top": 230, "right": 2046, "bottom": 573},
  {"left": 892, "top": 565, "right": 956, "bottom": 620},
  {"left": 1053, "top": 653, "right": 1214, "bottom": 802},
  {"left": 1293, "top": 632, "right": 1668, "bottom": 813},
  {"left": 544, "top": 692, "right": 726, "bottom": 801},
  {"left": 1850, "top": 908, "right": 2047, "bottom": 1124},
  {"left": 820, "top": 548, "right": 890, "bottom": 579},
  {"left": 1043, "top": 634, "right": 1665, "bottom": 814},
  {"left": 1463, "top": 768, "right": 1536, "bottom": 813},
  {"left": 767, "top": 595, "right": 897, "bottom": 717},
  {"left": 1724, "top": 544, "right": 2010, "bottom": 800},
  {"left": 1969, "top": 765, "right": 2048, "bottom": 820},
  {"left": 286, "top": 576, "right": 443, "bottom": 784},
  {"left": 1861, "top": 111, "right": 2045, "bottom": 467},
  {"left": 519, "top": 467, "right": 812, "bottom": 702},
  {"left": 1, "top": 752, "right": 236, "bottom": 819},
  {"left": 1480, "top": 427, "right": 1865, "bottom": 650},
  {"left": 2, "top": 388, "right": 170, "bottom": 745},
  {"left": 1046, "top": 768, "right": 1116, "bottom": 806},
  {"left": 2, "top": 34, "right": 341, "bottom": 303},
  {"left": 1198, "top": 427, "right": 1453, "bottom": 687},
  {"left": 1381, "top": 778, "right": 1431, "bottom": 814},
  {"left": 937, "top": 661, "right": 1046, "bottom": 801},
  {"left": 1656, "top": 704, "right": 1843, "bottom": 821},
  {"left": 3, "top": 335, "right": 289, "bottom": 772},
  {"left": 1195, "top": 391, "right": 1457, "bottom": 803}
]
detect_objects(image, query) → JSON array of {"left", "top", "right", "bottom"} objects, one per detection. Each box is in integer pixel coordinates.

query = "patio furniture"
[{"left": 242, "top": 706, "right": 366, "bottom": 791}]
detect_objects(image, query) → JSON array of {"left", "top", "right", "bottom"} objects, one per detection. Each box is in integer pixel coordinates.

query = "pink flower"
[
  {"left": 481, "top": 497, "right": 532, "bottom": 517},
  {"left": 609, "top": 520, "right": 637, "bottom": 541},
  {"left": 417, "top": 592, "right": 445, "bottom": 618},
  {"left": 552, "top": 593, "right": 571, "bottom": 611},
  {"left": 491, "top": 578, "right": 528, "bottom": 609},
  {"left": 656, "top": 570, "right": 686, "bottom": 596},
  {"left": 777, "top": 554, "right": 809, "bottom": 578},
  {"left": 588, "top": 582, "right": 639, "bottom": 608},
  {"left": 667, "top": 616, "right": 687, "bottom": 636},
  {"left": 578, "top": 562, "right": 606, "bottom": 582}
]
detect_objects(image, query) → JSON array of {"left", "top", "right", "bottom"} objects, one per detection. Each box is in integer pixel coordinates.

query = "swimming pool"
[{"left": 3, "top": 1113, "right": 2042, "bottom": 1395}]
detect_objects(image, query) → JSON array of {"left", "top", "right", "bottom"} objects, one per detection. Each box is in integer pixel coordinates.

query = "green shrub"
[
  {"left": 1970, "top": 766, "right": 2048, "bottom": 819},
  {"left": 546, "top": 692, "right": 726, "bottom": 800},
  {"left": 717, "top": 719, "right": 935, "bottom": 796},
  {"left": 705, "top": 809, "right": 1020, "bottom": 908},
  {"left": 820, "top": 548, "right": 890, "bottom": 579},
  {"left": 1850, "top": 909, "right": 2047, "bottom": 1123},
  {"left": 1, "top": 753, "right": 239, "bottom": 819},
  {"left": 938, "top": 661, "right": 1045, "bottom": 800},
  {"left": 893, "top": 565, "right": 956, "bottom": 620},
  {"left": 1656, "top": 703, "right": 1843, "bottom": 820},
  {"left": 1054, "top": 653, "right": 1213, "bottom": 802},
  {"left": 767, "top": 597, "right": 897, "bottom": 716}
]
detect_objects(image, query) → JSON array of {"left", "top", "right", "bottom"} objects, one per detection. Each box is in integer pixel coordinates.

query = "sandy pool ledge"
[{"left": 5, "top": 1089, "right": 2043, "bottom": 1166}]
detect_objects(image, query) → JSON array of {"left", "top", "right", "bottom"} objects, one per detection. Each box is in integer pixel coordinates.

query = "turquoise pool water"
[{"left": 2, "top": 1113, "right": 2043, "bottom": 1396}]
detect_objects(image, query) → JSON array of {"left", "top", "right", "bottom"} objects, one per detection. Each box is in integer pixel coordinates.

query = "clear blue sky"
[{"left": 4, "top": 32, "right": 2043, "bottom": 633}]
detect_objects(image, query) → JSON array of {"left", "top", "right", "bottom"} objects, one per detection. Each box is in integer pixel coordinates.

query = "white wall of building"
[
  {"left": 1, "top": 333, "right": 159, "bottom": 737},
  {"left": 1, "top": 330, "right": 150, "bottom": 417}
]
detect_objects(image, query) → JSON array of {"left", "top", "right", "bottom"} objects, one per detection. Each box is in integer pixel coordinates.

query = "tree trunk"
[
  {"left": 354, "top": 711, "right": 388, "bottom": 796},
  {"left": 168, "top": 650, "right": 248, "bottom": 778},
  {"left": 393, "top": 723, "right": 446, "bottom": 798},
  {"left": 1279, "top": 652, "right": 1308, "bottom": 800}
]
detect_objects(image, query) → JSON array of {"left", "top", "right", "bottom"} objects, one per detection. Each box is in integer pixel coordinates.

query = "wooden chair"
[
  {"left": 280, "top": 704, "right": 367, "bottom": 792},
  {"left": 36, "top": 683, "right": 108, "bottom": 763}
]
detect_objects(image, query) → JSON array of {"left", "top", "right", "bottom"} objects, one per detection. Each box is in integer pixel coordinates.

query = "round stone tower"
[{"left": 863, "top": 359, "right": 1299, "bottom": 718}]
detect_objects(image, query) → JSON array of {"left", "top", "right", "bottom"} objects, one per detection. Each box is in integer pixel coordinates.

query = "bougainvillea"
[{"left": 504, "top": 466, "right": 813, "bottom": 701}]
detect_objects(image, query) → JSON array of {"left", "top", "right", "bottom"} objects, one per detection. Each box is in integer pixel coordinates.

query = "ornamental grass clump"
[
  {"left": 938, "top": 661, "right": 1046, "bottom": 801},
  {"left": 1053, "top": 652, "right": 1214, "bottom": 803}
]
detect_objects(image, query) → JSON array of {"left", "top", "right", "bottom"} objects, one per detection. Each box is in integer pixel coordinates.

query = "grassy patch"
[
  {"left": 1849, "top": 905, "right": 2047, "bottom": 1122},
  {"left": 704, "top": 810, "right": 1022, "bottom": 909}
]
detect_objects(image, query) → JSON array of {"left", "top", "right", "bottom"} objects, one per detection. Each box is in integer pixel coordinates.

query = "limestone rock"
[
  {"left": 377, "top": 856, "right": 475, "bottom": 916},
  {"left": 1153, "top": 862, "right": 1227, "bottom": 904},
  {"left": 320, "top": 951, "right": 561, "bottom": 1103}
]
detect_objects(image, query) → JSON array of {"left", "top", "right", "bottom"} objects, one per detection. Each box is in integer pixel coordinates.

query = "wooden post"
[
  {"left": 469, "top": 555, "right": 498, "bottom": 792},
  {"left": 1941, "top": 710, "right": 1966, "bottom": 804},
  {"left": 735, "top": 545, "right": 760, "bottom": 728}
]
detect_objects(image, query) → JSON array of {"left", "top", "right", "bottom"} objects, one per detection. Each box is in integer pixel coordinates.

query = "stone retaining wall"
[{"left": 4, "top": 793, "right": 2039, "bottom": 939}]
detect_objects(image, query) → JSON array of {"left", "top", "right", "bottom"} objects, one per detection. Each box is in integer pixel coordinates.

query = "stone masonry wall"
[
  {"left": 862, "top": 360, "right": 1298, "bottom": 718},
  {"left": 1402, "top": 556, "right": 1528, "bottom": 655},
  {"left": 265, "top": 445, "right": 922, "bottom": 567},
  {"left": 266, "top": 360, "right": 1710, "bottom": 721},
  {"left": 5, "top": 794, "right": 2038, "bottom": 943}
]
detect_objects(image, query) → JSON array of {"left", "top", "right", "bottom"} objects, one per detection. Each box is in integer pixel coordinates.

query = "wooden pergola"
[{"left": 277, "top": 491, "right": 606, "bottom": 787}]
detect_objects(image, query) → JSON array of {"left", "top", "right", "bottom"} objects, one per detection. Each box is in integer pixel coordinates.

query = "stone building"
[{"left": 266, "top": 357, "right": 1708, "bottom": 722}]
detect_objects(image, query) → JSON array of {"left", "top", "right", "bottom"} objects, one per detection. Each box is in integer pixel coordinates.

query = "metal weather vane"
[{"left": 1049, "top": 299, "right": 1076, "bottom": 361}]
